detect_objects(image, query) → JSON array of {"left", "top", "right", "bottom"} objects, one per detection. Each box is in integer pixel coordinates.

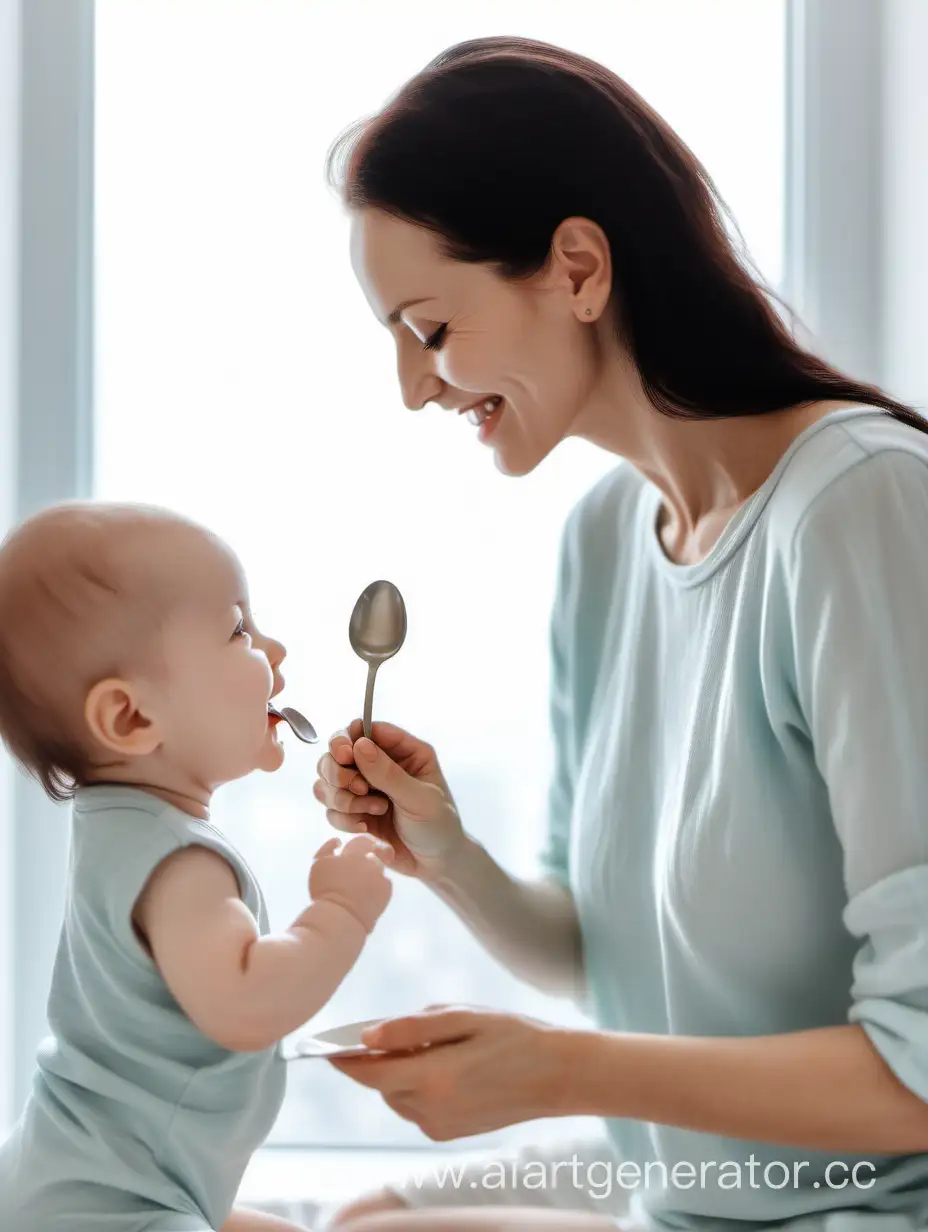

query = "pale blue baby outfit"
[
  {"left": 537, "top": 406, "right": 928, "bottom": 1230},
  {"left": 0, "top": 785, "right": 287, "bottom": 1231}
]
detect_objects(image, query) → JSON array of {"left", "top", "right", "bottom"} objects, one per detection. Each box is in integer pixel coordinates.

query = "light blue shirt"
[
  {"left": 0, "top": 785, "right": 287, "bottom": 1231},
  {"left": 541, "top": 407, "right": 928, "bottom": 1230}
]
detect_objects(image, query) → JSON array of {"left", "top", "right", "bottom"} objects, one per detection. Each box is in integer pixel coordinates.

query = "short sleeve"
[
  {"left": 787, "top": 448, "right": 928, "bottom": 1102},
  {"left": 538, "top": 518, "right": 578, "bottom": 888},
  {"left": 75, "top": 794, "right": 251, "bottom": 956},
  {"left": 101, "top": 822, "right": 185, "bottom": 947}
]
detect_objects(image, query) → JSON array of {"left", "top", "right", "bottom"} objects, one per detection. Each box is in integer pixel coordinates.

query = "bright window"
[{"left": 94, "top": 0, "right": 785, "bottom": 1148}]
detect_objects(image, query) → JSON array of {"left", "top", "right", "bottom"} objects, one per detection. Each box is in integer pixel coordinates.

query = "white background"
[{"left": 93, "top": 0, "right": 786, "bottom": 1149}]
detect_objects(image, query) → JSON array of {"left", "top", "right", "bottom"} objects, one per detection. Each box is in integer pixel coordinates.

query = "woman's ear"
[
  {"left": 84, "top": 678, "right": 161, "bottom": 758},
  {"left": 549, "top": 216, "right": 613, "bottom": 321}
]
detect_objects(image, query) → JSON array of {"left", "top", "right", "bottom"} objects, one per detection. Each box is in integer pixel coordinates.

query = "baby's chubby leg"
[
  {"left": 220, "top": 1206, "right": 313, "bottom": 1231},
  {"left": 331, "top": 1209, "right": 619, "bottom": 1230},
  {"left": 328, "top": 1194, "right": 620, "bottom": 1230},
  {"left": 135, "top": 1203, "right": 311, "bottom": 1231},
  {"left": 328, "top": 1188, "right": 408, "bottom": 1225}
]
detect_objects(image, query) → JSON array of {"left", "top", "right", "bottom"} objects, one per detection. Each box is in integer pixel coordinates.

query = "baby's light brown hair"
[{"left": 0, "top": 501, "right": 182, "bottom": 801}]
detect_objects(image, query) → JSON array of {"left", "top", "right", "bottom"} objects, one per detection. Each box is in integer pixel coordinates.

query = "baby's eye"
[{"left": 232, "top": 618, "right": 247, "bottom": 639}]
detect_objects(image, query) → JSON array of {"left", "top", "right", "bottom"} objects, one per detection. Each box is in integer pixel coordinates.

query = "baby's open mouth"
[{"left": 267, "top": 703, "right": 318, "bottom": 744}]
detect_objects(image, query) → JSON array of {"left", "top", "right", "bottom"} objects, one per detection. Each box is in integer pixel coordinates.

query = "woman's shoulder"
[
  {"left": 562, "top": 459, "right": 647, "bottom": 549},
  {"left": 766, "top": 407, "right": 928, "bottom": 559}
]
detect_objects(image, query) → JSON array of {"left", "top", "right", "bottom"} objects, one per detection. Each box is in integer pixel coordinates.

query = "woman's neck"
[{"left": 574, "top": 353, "right": 854, "bottom": 558}]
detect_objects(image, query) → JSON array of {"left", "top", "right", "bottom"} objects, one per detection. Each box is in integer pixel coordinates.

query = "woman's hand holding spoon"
[{"left": 314, "top": 720, "right": 466, "bottom": 879}]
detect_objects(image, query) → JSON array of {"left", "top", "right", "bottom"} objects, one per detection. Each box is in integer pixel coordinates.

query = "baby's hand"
[{"left": 309, "top": 835, "right": 393, "bottom": 934}]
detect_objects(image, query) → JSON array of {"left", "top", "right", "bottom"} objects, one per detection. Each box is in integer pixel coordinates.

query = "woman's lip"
[
  {"left": 458, "top": 395, "right": 502, "bottom": 417},
  {"left": 466, "top": 397, "right": 505, "bottom": 427},
  {"left": 478, "top": 421, "right": 501, "bottom": 444},
  {"left": 477, "top": 401, "right": 505, "bottom": 443}
]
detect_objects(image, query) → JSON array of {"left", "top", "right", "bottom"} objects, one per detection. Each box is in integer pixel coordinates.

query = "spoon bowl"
[
  {"left": 348, "top": 580, "right": 407, "bottom": 738},
  {"left": 268, "top": 704, "right": 318, "bottom": 744}
]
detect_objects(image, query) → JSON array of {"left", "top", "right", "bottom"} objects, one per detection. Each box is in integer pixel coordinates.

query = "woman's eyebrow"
[{"left": 385, "top": 297, "right": 434, "bottom": 326}]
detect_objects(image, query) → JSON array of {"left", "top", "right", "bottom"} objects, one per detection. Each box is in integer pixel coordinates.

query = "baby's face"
[{"left": 146, "top": 524, "right": 288, "bottom": 786}]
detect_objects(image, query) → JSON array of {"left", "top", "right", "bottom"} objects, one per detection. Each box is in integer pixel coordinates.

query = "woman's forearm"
[
  {"left": 554, "top": 1023, "right": 928, "bottom": 1154},
  {"left": 421, "top": 834, "right": 585, "bottom": 1001}
]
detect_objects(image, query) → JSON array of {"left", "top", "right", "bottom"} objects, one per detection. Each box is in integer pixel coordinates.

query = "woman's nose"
[{"left": 397, "top": 343, "right": 443, "bottom": 411}]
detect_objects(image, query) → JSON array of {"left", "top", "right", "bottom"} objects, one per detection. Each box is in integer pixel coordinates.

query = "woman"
[{"left": 312, "top": 36, "right": 928, "bottom": 1232}]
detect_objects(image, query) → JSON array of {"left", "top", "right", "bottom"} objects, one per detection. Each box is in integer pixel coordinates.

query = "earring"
[{"left": 584, "top": 308, "right": 592, "bottom": 316}]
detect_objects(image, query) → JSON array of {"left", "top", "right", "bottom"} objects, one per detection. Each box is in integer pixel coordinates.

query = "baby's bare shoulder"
[{"left": 133, "top": 843, "right": 241, "bottom": 944}]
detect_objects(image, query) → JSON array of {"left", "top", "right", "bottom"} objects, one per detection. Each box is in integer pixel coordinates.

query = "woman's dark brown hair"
[{"left": 327, "top": 36, "right": 923, "bottom": 432}]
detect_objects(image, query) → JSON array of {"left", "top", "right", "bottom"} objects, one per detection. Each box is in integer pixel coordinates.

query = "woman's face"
[{"left": 349, "top": 208, "right": 610, "bottom": 477}]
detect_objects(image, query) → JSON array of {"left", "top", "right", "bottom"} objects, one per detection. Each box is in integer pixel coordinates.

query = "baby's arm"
[{"left": 134, "top": 835, "right": 392, "bottom": 1052}]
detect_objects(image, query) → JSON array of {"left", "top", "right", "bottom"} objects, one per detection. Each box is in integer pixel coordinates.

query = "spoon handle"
[{"left": 362, "top": 662, "right": 379, "bottom": 739}]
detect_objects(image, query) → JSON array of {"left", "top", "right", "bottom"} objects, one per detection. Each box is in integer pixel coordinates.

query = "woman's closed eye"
[{"left": 422, "top": 323, "right": 448, "bottom": 352}]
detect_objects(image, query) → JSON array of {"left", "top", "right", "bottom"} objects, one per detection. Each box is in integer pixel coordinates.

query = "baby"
[{"left": 0, "top": 501, "right": 393, "bottom": 1232}]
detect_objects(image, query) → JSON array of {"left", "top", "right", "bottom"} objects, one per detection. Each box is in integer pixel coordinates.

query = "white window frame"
[
  {"left": 2, "top": 0, "right": 95, "bottom": 1125},
  {"left": 0, "top": 0, "right": 20, "bottom": 1133},
  {"left": 1, "top": 0, "right": 887, "bottom": 1178},
  {"left": 783, "top": 0, "right": 885, "bottom": 383}
]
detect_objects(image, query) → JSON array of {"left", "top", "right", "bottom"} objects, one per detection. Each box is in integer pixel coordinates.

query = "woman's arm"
[
  {"left": 316, "top": 722, "right": 586, "bottom": 1002},
  {"left": 561, "top": 1022, "right": 928, "bottom": 1154},
  {"left": 422, "top": 835, "right": 585, "bottom": 1002},
  {"left": 338, "top": 1010, "right": 928, "bottom": 1154}
]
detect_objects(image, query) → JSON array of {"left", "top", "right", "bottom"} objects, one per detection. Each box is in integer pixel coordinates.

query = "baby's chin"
[{"left": 255, "top": 729, "right": 286, "bottom": 773}]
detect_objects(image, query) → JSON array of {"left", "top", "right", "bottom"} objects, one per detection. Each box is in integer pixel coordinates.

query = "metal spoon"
[
  {"left": 348, "top": 580, "right": 407, "bottom": 739},
  {"left": 268, "top": 704, "right": 318, "bottom": 744}
]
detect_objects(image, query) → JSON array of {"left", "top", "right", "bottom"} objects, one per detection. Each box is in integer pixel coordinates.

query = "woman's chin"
[{"left": 493, "top": 438, "right": 553, "bottom": 478}]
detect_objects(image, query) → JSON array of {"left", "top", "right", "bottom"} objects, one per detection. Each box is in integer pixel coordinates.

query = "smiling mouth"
[{"left": 463, "top": 396, "right": 504, "bottom": 426}]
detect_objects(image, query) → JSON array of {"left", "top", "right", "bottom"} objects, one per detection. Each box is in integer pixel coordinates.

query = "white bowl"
[{"left": 285, "top": 1017, "right": 386, "bottom": 1060}]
